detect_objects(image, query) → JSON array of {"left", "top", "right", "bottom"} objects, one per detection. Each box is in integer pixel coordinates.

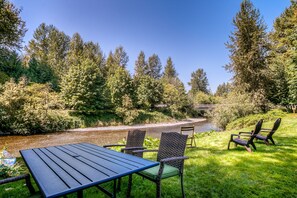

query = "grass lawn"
[{"left": 1, "top": 114, "right": 296, "bottom": 198}]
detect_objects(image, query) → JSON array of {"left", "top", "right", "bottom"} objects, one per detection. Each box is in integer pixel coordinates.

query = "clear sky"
[{"left": 11, "top": 0, "right": 291, "bottom": 92}]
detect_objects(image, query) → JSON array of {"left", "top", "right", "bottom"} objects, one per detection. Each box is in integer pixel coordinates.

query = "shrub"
[
  {"left": 210, "top": 92, "right": 256, "bottom": 130},
  {"left": 226, "top": 109, "right": 287, "bottom": 130},
  {"left": 0, "top": 79, "right": 79, "bottom": 134}
]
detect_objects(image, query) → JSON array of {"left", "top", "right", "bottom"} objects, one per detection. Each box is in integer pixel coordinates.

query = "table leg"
[
  {"left": 77, "top": 190, "right": 83, "bottom": 198},
  {"left": 126, "top": 174, "right": 132, "bottom": 198},
  {"left": 113, "top": 179, "right": 117, "bottom": 198}
]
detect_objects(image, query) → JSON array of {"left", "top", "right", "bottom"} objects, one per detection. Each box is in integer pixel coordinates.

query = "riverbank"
[{"left": 0, "top": 118, "right": 209, "bottom": 157}]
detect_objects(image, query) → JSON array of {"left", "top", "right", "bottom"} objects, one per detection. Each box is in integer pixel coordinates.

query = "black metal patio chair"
[
  {"left": 103, "top": 129, "right": 146, "bottom": 155},
  {"left": 103, "top": 129, "right": 146, "bottom": 190},
  {"left": 0, "top": 173, "right": 35, "bottom": 195},
  {"left": 180, "top": 126, "right": 196, "bottom": 148},
  {"left": 129, "top": 132, "right": 189, "bottom": 198},
  {"left": 227, "top": 119, "right": 263, "bottom": 152},
  {"left": 255, "top": 118, "right": 281, "bottom": 145}
]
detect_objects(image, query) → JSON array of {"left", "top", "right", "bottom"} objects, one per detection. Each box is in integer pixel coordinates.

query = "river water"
[{"left": 0, "top": 119, "right": 218, "bottom": 157}]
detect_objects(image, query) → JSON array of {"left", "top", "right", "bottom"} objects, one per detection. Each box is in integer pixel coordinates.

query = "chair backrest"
[
  {"left": 268, "top": 118, "right": 281, "bottom": 138},
  {"left": 157, "top": 132, "right": 188, "bottom": 171},
  {"left": 125, "top": 130, "right": 146, "bottom": 154},
  {"left": 180, "top": 126, "right": 195, "bottom": 136},
  {"left": 250, "top": 119, "right": 263, "bottom": 142}
]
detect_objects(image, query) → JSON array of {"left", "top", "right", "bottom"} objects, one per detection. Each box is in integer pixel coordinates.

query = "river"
[{"left": 0, "top": 119, "right": 218, "bottom": 157}]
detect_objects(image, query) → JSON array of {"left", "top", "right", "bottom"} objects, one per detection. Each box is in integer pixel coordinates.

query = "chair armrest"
[
  {"left": 121, "top": 147, "right": 147, "bottom": 152},
  {"left": 156, "top": 156, "right": 189, "bottom": 179},
  {"left": 132, "top": 149, "right": 159, "bottom": 155},
  {"left": 239, "top": 132, "right": 252, "bottom": 135},
  {"left": 160, "top": 156, "right": 189, "bottom": 163},
  {"left": 103, "top": 144, "right": 126, "bottom": 148}
]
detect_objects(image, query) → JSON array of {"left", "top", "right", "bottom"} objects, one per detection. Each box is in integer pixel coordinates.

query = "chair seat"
[
  {"left": 139, "top": 164, "right": 180, "bottom": 180},
  {"left": 233, "top": 138, "right": 248, "bottom": 145},
  {"left": 255, "top": 134, "right": 266, "bottom": 140}
]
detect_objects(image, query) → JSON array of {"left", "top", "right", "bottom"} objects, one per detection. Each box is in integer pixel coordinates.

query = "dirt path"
[{"left": 0, "top": 118, "right": 207, "bottom": 157}]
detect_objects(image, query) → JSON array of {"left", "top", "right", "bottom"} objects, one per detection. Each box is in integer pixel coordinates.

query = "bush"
[
  {"left": 0, "top": 79, "right": 79, "bottom": 135},
  {"left": 210, "top": 92, "right": 256, "bottom": 130},
  {"left": 226, "top": 109, "right": 287, "bottom": 130}
]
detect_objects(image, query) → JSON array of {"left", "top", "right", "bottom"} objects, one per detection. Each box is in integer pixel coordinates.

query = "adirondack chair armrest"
[
  {"left": 239, "top": 132, "right": 252, "bottom": 135},
  {"left": 121, "top": 146, "right": 147, "bottom": 152},
  {"left": 103, "top": 144, "right": 126, "bottom": 148}
]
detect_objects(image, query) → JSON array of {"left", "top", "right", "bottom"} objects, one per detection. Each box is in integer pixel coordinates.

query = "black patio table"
[{"left": 20, "top": 142, "right": 158, "bottom": 198}]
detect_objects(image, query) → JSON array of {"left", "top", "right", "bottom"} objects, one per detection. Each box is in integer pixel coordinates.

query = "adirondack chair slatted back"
[
  {"left": 269, "top": 118, "right": 282, "bottom": 138},
  {"left": 157, "top": 132, "right": 188, "bottom": 171},
  {"left": 249, "top": 119, "right": 263, "bottom": 143}
]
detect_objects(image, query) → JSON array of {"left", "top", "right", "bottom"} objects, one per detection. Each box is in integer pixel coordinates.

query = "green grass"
[{"left": 1, "top": 114, "right": 297, "bottom": 197}]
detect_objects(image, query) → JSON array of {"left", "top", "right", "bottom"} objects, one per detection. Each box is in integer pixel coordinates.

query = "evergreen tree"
[
  {"left": 215, "top": 82, "right": 232, "bottom": 97},
  {"left": 107, "top": 67, "right": 134, "bottom": 107},
  {"left": 26, "top": 58, "right": 58, "bottom": 89},
  {"left": 136, "top": 75, "right": 163, "bottom": 109},
  {"left": 0, "top": 48, "right": 24, "bottom": 80},
  {"left": 0, "top": 0, "right": 26, "bottom": 50},
  {"left": 60, "top": 59, "right": 106, "bottom": 111},
  {"left": 104, "top": 46, "right": 129, "bottom": 77},
  {"left": 269, "top": 1, "right": 297, "bottom": 105},
  {"left": 147, "top": 54, "right": 162, "bottom": 79},
  {"left": 66, "top": 32, "right": 84, "bottom": 67},
  {"left": 225, "top": 0, "right": 269, "bottom": 97},
  {"left": 134, "top": 51, "right": 147, "bottom": 79},
  {"left": 188, "top": 68, "right": 209, "bottom": 95},
  {"left": 163, "top": 57, "right": 177, "bottom": 80},
  {"left": 25, "top": 23, "right": 70, "bottom": 80}
]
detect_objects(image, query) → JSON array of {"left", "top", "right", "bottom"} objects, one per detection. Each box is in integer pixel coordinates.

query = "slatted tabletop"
[{"left": 20, "top": 143, "right": 158, "bottom": 198}]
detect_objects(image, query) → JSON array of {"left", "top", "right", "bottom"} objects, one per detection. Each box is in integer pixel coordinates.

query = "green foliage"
[
  {"left": 162, "top": 57, "right": 177, "bottom": 81},
  {"left": 133, "top": 110, "right": 174, "bottom": 124},
  {"left": 268, "top": 1, "right": 297, "bottom": 105},
  {"left": 107, "top": 67, "right": 134, "bottom": 107},
  {"left": 215, "top": 82, "right": 232, "bottom": 97},
  {"left": 0, "top": 48, "right": 25, "bottom": 81},
  {"left": 104, "top": 46, "right": 129, "bottom": 77},
  {"left": 61, "top": 59, "right": 107, "bottom": 111},
  {"left": 143, "top": 136, "right": 160, "bottom": 149},
  {"left": 26, "top": 58, "right": 58, "bottom": 90},
  {"left": 136, "top": 75, "right": 163, "bottom": 109},
  {"left": 225, "top": 0, "right": 269, "bottom": 99},
  {"left": 188, "top": 68, "right": 209, "bottom": 95},
  {"left": 0, "top": 163, "right": 22, "bottom": 178},
  {"left": 25, "top": 23, "right": 70, "bottom": 81},
  {"left": 147, "top": 54, "right": 162, "bottom": 79},
  {"left": 0, "top": 71, "right": 9, "bottom": 84},
  {"left": 226, "top": 109, "right": 287, "bottom": 130},
  {"left": 115, "top": 95, "right": 139, "bottom": 125},
  {"left": 0, "top": 0, "right": 26, "bottom": 50},
  {"left": 162, "top": 81, "right": 188, "bottom": 118},
  {"left": 0, "top": 79, "right": 77, "bottom": 134},
  {"left": 134, "top": 51, "right": 147, "bottom": 79},
  {"left": 193, "top": 91, "right": 217, "bottom": 105},
  {"left": 210, "top": 92, "right": 256, "bottom": 130}
]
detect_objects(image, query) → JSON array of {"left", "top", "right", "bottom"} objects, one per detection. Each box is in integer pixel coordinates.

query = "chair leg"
[
  {"left": 24, "top": 174, "right": 35, "bottom": 195},
  {"left": 250, "top": 142, "right": 257, "bottom": 150},
  {"left": 227, "top": 140, "right": 232, "bottom": 150},
  {"left": 180, "top": 174, "right": 185, "bottom": 198},
  {"left": 156, "top": 180, "right": 161, "bottom": 198},
  {"left": 269, "top": 137, "right": 275, "bottom": 145}
]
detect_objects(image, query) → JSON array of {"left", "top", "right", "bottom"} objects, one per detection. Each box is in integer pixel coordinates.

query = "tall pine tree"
[{"left": 225, "top": 0, "right": 269, "bottom": 98}]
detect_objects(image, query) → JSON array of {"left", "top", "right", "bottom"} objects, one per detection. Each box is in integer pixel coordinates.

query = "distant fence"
[{"left": 194, "top": 104, "right": 216, "bottom": 110}]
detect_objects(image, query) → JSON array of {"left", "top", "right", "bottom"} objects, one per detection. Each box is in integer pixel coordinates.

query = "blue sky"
[{"left": 11, "top": 0, "right": 291, "bottom": 92}]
